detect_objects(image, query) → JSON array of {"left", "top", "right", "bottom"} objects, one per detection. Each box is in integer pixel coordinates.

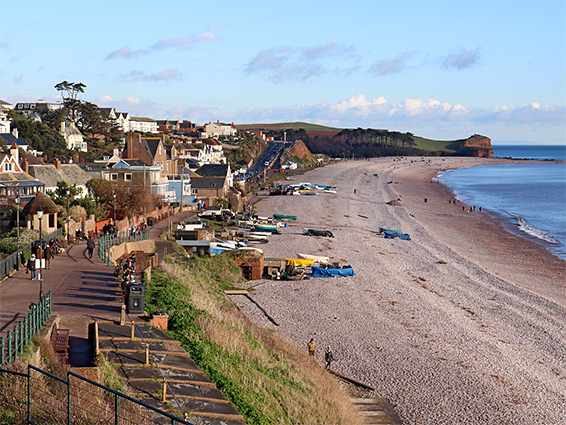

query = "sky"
[{"left": 1, "top": 0, "right": 565, "bottom": 145}]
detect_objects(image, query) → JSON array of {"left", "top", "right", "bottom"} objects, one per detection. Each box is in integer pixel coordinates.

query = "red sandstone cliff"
[{"left": 457, "top": 134, "right": 493, "bottom": 158}]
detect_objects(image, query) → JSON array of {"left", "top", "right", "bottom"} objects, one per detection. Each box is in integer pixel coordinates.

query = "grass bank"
[{"left": 145, "top": 255, "right": 361, "bottom": 425}]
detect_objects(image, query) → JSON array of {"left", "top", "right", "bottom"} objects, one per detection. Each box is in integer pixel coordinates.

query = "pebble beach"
[{"left": 233, "top": 157, "right": 566, "bottom": 424}]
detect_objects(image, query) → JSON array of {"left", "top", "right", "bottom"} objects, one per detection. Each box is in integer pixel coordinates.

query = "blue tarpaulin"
[
  {"left": 311, "top": 266, "right": 355, "bottom": 278},
  {"left": 384, "top": 231, "right": 411, "bottom": 240}
]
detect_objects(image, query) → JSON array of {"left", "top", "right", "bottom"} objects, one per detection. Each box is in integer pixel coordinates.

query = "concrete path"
[{"left": 0, "top": 210, "right": 191, "bottom": 353}]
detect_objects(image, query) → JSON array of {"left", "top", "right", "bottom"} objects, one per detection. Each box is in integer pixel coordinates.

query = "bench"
[{"left": 51, "top": 327, "right": 70, "bottom": 364}]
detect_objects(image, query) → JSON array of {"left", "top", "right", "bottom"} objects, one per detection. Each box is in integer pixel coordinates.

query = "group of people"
[
  {"left": 119, "top": 254, "right": 138, "bottom": 288},
  {"left": 26, "top": 238, "right": 65, "bottom": 279},
  {"left": 307, "top": 338, "right": 334, "bottom": 370}
]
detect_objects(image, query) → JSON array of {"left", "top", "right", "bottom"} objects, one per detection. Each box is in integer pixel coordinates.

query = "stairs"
[
  {"left": 351, "top": 397, "right": 403, "bottom": 425},
  {"left": 97, "top": 322, "right": 246, "bottom": 425}
]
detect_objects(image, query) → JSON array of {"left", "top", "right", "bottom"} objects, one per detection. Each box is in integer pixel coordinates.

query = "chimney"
[
  {"left": 10, "top": 143, "right": 18, "bottom": 163},
  {"left": 22, "top": 159, "right": 29, "bottom": 173},
  {"left": 60, "top": 121, "right": 66, "bottom": 132},
  {"left": 54, "top": 157, "right": 61, "bottom": 171},
  {"left": 72, "top": 154, "right": 79, "bottom": 163}
]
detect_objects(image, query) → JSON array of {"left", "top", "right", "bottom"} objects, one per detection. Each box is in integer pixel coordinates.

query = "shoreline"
[{"left": 238, "top": 157, "right": 566, "bottom": 424}]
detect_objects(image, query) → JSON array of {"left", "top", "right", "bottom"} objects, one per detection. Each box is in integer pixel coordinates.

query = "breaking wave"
[{"left": 506, "top": 211, "right": 560, "bottom": 245}]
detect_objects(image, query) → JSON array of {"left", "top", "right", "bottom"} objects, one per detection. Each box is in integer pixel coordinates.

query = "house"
[
  {"left": 281, "top": 161, "right": 298, "bottom": 170},
  {"left": 194, "top": 164, "right": 233, "bottom": 187},
  {"left": 101, "top": 159, "right": 176, "bottom": 203},
  {"left": 60, "top": 121, "right": 87, "bottom": 152},
  {"left": 157, "top": 120, "right": 180, "bottom": 133},
  {"left": 201, "top": 121, "right": 237, "bottom": 138},
  {"left": 190, "top": 176, "right": 229, "bottom": 206},
  {"left": 99, "top": 107, "right": 130, "bottom": 132},
  {"left": 129, "top": 117, "right": 158, "bottom": 133},
  {"left": 27, "top": 159, "right": 91, "bottom": 198},
  {"left": 179, "top": 120, "right": 196, "bottom": 134},
  {"left": 201, "top": 139, "right": 226, "bottom": 164},
  {"left": 13, "top": 102, "right": 63, "bottom": 118},
  {"left": 0, "top": 143, "right": 44, "bottom": 200},
  {"left": 123, "top": 132, "right": 177, "bottom": 175},
  {"left": 0, "top": 102, "right": 12, "bottom": 134},
  {"left": 0, "top": 129, "right": 30, "bottom": 151}
]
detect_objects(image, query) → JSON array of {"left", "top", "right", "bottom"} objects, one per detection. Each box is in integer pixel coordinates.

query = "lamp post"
[
  {"left": 66, "top": 189, "right": 70, "bottom": 245},
  {"left": 15, "top": 192, "right": 20, "bottom": 270},
  {"left": 37, "top": 207, "right": 44, "bottom": 299},
  {"left": 113, "top": 191, "right": 117, "bottom": 224}
]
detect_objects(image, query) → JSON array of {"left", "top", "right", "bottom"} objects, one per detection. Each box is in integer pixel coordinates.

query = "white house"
[
  {"left": 60, "top": 121, "right": 87, "bottom": 152},
  {"left": 201, "top": 121, "right": 237, "bottom": 138},
  {"left": 129, "top": 117, "right": 158, "bottom": 133}
]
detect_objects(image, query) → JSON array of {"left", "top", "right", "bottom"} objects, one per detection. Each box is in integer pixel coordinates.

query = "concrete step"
[{"left": 350, "top": 398, "right": 403, "bottom": 425}]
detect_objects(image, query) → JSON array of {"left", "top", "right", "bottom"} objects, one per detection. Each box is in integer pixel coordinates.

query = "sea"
[{"left": 435, "top": 145, "right": 566, "bottom": 260}]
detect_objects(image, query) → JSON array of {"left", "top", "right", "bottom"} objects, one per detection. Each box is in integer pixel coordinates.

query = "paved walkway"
[{"left": 0, "top": 210, "right": 190, "bottom": 343}]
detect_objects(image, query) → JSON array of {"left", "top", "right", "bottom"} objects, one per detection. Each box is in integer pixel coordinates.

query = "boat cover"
[
  {"left": 384, "top": 231, "right": 411, "bottom": 240},
  {"left": 311, "top": 265, "right": 355, "bottom": 278},
  {"left": 285, "top": 258, "right": 315, "bottom": 267},
  {"left": 379, "top": 227, "right": 403, "bottom": 234},
  {"left": 297, "top": 253, "right": 330, "bottom": 263}
]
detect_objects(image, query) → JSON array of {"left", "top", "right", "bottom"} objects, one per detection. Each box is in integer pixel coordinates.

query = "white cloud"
[
  {"left": 126, "top": 97, "right": 140, "bottom": 105},
  {"left": 97, "top": 94, "right": 114, "bottom": 104},
  {"left": 246, "top": 44, "right": 359, "bottom": 83},
  {"left": 13, "top": 75, "right": 23, "bottom": 84},
  {"left": 441, "top": 48, "right": 481, "bottom": 70},
  {"left": 370, "top": 51, "right": 415, "bottom": 75},
  {"left": 117, "top": 69, "right": 183, "bottom": 83}
]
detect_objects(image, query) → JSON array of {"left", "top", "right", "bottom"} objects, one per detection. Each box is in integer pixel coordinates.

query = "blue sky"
[{"left": 1, "top": 0, "right": 565, "bottom": 144}]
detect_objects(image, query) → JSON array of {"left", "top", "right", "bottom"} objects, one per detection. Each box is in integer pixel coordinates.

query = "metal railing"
[
  {"left": 0, "top": 364, "right": 192, "bottom": 424},
  {"left": 0, "top": 228, "right": 64, "bottom": 280},
  {"left": 0, "top": 292, "right": 52, "bottom": 367},
  {"left": 98, "top": 229, "right": 151, "bottom": 265}
]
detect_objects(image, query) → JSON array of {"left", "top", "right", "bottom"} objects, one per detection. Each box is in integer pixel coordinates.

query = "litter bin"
[
  {"left": 126, "top": 283, "right": 145, "bottom": 314},
  {"left": 147, "top": 217, "right": 154, "bottom": 226}
]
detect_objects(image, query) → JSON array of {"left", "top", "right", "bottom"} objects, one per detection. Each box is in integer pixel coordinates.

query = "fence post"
[
  {"left": 67, "top": 373, "right": 72, "bottom": 425},
  {"left": 27, "top": 364, "right": 31, "bottom": 423},
  {"left": 19, "top": 320, "right": 24, "bottom": 354},
  {"left": 14, "top": 324, "right": 19, "bottom": 361},
  {"left": 1, "top": 336, "right": 4, "bottom": 366},
  {"left": 115, "top": 393, "right": 119, "bottom": 425},
  {"left": 7, "top": 330, "right": 12, "bottom": 364}
]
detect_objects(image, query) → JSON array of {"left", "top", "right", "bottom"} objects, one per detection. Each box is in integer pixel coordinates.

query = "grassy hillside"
[
  {"left": 238, "top": 122, "right": 340, "bottom": 132},
  {"left": 411, "top": 136, "right": 463, "bottom": 152},
  {"left": 145, "top": 255, "right": 361, "bottom": 425}
]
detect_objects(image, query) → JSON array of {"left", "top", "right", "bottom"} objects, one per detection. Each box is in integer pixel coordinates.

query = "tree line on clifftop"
[{"left": 263, "top": 128, "right": 462, "bottom": 158}]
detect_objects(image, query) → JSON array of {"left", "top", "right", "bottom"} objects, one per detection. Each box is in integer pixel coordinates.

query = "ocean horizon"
[{"left": 437, "top": 145, "right": 566, "bottom": 260}]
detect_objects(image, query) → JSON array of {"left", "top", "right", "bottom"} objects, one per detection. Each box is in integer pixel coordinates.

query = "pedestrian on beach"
[
  {"left": 86, "top": 237, "right": 96, "bottom": 259},
  {"left": 424, "top": 198, "right": 427, "bottom": 203},
  {"left": 44, "top": 245, "right": 53, "bottom": 269},
  {"left": 353, "top": 189, "right": 357, "bottom": 194},
  {"left": 26, "top": 254, "right": 37, "bottom": 280},
  {"left": 307, "top": 338, "right": 316, "bottom": 357},
  {"left": 325, "top": 346, "right": 334, "bottom": 370}
]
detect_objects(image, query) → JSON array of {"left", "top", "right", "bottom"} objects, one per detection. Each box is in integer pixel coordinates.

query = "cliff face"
[
  {"left": 282, "top": 140, "right": 317, "bottom": 165},
  {"left": 457, "top": 134, "right": 493, "bottom": 158}
]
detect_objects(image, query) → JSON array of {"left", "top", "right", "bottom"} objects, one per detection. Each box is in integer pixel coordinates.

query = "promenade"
[{"left": 0, "top": 209, "right": 188, "bottom": 356}]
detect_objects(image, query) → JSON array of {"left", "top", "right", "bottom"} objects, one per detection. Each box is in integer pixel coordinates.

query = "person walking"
[
  {"left": 44, "top": 245, "right": 54, "bottom": 269},
  {"left": 307, "top": 338, "right": 316, "bottom": 357},
  {"left": 26, "top": 254, "right": 37, "bottom": 280},
  {"left": 325, "top": 346, "right": 334, "bottom": 370},
  {"left": 86, "top": 237, "right": 96, "bottom": 259}
]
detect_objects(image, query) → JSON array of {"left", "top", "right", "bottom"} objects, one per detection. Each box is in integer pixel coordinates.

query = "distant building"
[
  {"left": 28, "top": 159, "right": 91, "bottom": 198},
  {"left": 129, "top": 117, "right": 158, "bottom": 133},
  {"left": 13, "top": 101, "right": 63, "bottom": 117},
  {"left": 201, "top": 121, "right": 237, "bottom": 138},
  {"left": 60, "top": 121, "right": 87, "bottom": 152},
  {"left": 0, "top": 143, "right": 44, "bottom": 200}
]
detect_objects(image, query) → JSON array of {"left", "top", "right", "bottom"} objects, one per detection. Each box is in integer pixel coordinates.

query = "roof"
[
  {"left": 130, "top": 117, "right": 156, "bottom": 122},
  {"left": 195, "top": 164, "right": 229, "bottom": 178},
  {"left": 21, "top": 192, "right": 60, "bottom": 215},
  {"left": 28, "top": 164, "right": 91, "bottom": 188},
  {"left": 0, "top": 133, "right": 29, "bottom": 147},
  {"left": 191, "top": 177, "right": 226, "bottom": 189}
]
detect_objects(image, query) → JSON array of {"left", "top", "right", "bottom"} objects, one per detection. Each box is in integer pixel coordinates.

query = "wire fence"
[
  {"left": 0, "top": 365, "right": 193, "bottom": 424},
  {"left": 0, "top": 292, "right": 52, "bottom": 368}
]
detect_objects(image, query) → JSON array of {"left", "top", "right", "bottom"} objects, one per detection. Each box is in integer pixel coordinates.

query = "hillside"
[{"left": 238, "top": 122, "right": 493, "bottom": 157}]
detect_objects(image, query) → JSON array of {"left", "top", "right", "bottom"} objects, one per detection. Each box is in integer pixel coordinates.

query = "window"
[
  {"left": 124, "top": 173, "right": 132, "bottom": 181},
  {"left": 49, "top": 214, "right": 55, "bottom": 228},
  {"left": 193, "top": 189, "right": 198, "bottom": 194},
  {"left": 111, "top": 173, "right": 118, "bottom": 181}
]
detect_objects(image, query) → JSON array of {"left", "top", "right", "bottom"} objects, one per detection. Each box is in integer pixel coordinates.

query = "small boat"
[
  {"left": 254, "top": 225, "right": 278, "bottom": 231},
  {"left": 273, "top": 213, "right": 297, "bottom": 220},
  {"left": 297, "top": 253, "right": 330, "bottom": 263}
]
